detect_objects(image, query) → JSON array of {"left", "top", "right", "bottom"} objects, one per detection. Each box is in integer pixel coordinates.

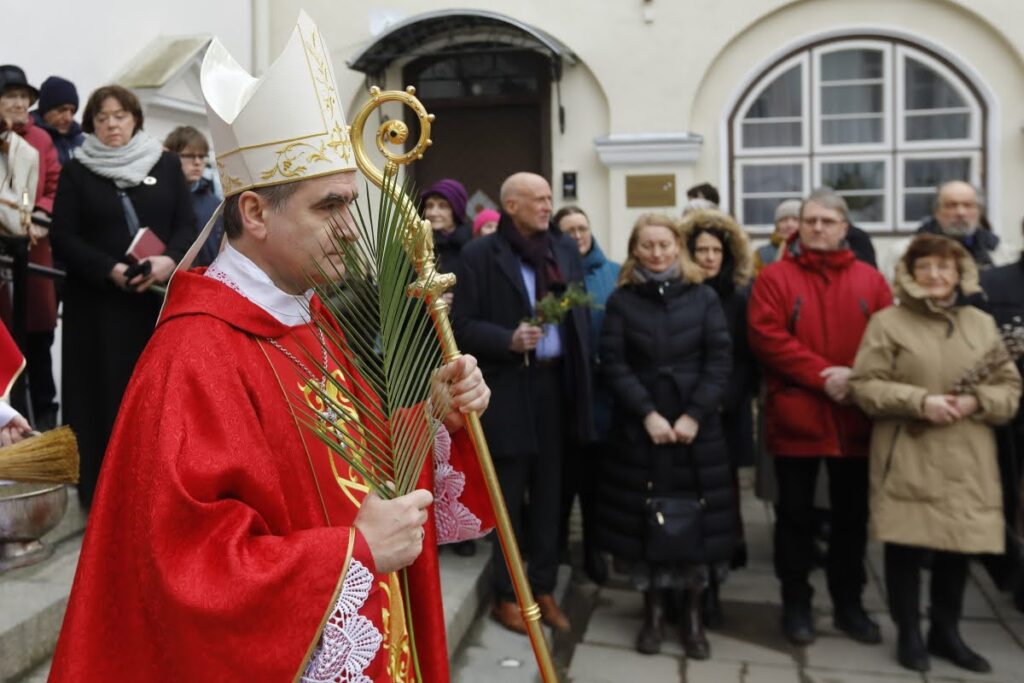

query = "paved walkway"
[{"left": 567, "top": 472, "right": 1024, "bottom": 683}]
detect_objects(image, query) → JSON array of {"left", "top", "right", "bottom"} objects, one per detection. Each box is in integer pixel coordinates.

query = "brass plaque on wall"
[{"left": 625, "top": 174, "right": 676, "bottom": 208}]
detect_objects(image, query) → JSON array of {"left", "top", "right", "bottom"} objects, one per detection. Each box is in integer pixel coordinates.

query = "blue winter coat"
[
  {"left": 582, "top": 239, "right": 620, "bottom": 440},
  {"left": 30, "top": 111, "right": 84, "bottom": 166}
]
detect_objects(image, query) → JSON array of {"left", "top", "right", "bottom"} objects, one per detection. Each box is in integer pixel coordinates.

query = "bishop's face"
[{"left": 261, "top": 171, "right": 359, "bottom": 293}]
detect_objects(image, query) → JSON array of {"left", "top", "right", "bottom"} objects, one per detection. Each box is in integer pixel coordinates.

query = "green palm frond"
[{"left": 292, "top": 174, "right": 449, "bottom": 499}]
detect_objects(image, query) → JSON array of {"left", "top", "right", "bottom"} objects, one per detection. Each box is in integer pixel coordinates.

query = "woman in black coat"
[
  {"left": 597, "top": 212, "right": 734, "bottom": 658},
  {"left": 51, "top": 86, "right": 195, "bottom": 509},
  {"left": 681, "top": 208, "right": 757, "bottom": 622}
]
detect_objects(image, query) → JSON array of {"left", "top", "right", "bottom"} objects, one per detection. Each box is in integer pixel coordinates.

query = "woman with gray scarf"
[
  {"left": 596, "top": 213, "right": 735, "bottom": 658},
  {"left": 50, "top": 85, "right": 195, "bottom": 509}
]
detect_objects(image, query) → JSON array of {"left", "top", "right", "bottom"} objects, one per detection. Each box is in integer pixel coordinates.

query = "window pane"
[
  {"left": 905, "top": 58, "right": 966, "bottom": 110},
  {"left": 742, "top": 121, "right": 801, "bottom": 148},
  {"left": 747, "top": 64, "right": 802, "bottom": 118},
  {"left": 903, "top": 158, "right": 971, "bottom": 188},
  {"left": 904, "top": 192, "right": 935, "bottom": 224},
  {"left": 822, "top": 117, "right": 883, "bottom": 144},
  {"left": 843, "top": 194, "right": 885, "bottom": 223},
  {"left": 905, "top": 113, "right": 969, "bottom": 141},
  {"left": 742, "top": 164, "right": 803, "bottom": 193},
  {"left": 821, "top": 49, "right": 883, "bottom": 81},
  {"left": 821, "top": 84, "right": 883, "bottom": 115},
  {"left": 743, "top": 197, "right": 799, "bottom": 225},
  {"left": 821, "top": 161, "right": 885, "bottom": 190}
]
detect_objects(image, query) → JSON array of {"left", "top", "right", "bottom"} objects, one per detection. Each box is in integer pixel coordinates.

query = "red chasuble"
[
  {"left": 0, "top": 322, "right": 25, "bottom": 401},
  {"left": 49, "top": 270, "right": 494, "bottom": 682}
]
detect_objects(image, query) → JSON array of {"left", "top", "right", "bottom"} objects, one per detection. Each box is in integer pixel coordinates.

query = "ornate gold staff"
[{"left": 349, "top": 86, "right": 559, "bottom": 683}]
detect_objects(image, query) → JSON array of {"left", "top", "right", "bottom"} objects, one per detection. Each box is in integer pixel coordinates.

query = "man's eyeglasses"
[{"left": 801, "top": 216, "right": 843, "bottom": 228}]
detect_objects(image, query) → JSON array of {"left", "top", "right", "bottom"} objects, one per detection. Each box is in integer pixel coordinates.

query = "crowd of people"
[
  {"left": 432, "top": 170, "right": 1022, "bottom": 675},
  {"left": 2, "top": 54, "right": 1024, "bottom": 678}
]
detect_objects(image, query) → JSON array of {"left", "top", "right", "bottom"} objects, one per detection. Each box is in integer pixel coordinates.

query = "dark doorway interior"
[{"left": 403, "top": 48, "right": 551, "bottom": 217}]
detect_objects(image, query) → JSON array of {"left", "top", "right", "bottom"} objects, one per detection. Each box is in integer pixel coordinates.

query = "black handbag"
[{"left": 643, "top": 444, "right": 707, "bottom": 564}]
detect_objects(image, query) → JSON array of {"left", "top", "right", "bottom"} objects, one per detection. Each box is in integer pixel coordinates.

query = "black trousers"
[
  {"left": 558, "top": 436, "right": 603, "bottom": 558},
  {"left": 491, "top": 363, "right": 564, "bottom": 602},
  {"left": 26, "top": 330, "right": 57, "bottom": 422},
  {"left": 774, "top": 456, "right": 868, "bottom": 608},
  {"left": 885, "top": 543, "right": 969, "bottom": 627}
]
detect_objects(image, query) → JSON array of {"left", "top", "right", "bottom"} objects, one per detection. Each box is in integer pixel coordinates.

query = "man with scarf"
[{"left": 453, "top": 171, "right": 594, "bottom": 634}]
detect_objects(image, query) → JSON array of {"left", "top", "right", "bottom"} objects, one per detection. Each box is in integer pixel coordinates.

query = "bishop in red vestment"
[{"left": 49, "top": 172, "right": 495, "bottom": 681}]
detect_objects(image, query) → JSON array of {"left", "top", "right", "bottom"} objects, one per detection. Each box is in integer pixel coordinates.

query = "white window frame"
[
  {"left": 812, "top": 40, "right": 893, "bottom": 153},
  {"left": 894, "top": 150, "right": 982, "bottom": 230},
  {"left": 733, "top": 156, "right": 810, "bottom": 234},
  {"left": 813, "top": 154, "right": 891, "bottom": 232},
  {"left": 895, "top": 46, "right": 981, "bottom": 150},
  {"left": 733, "top": 53, "right": 810, "bottom": 157}
]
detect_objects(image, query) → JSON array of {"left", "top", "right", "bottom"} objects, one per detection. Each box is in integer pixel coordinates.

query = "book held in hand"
[{"left": 125, "top": 227, "right": 166, "bottom": 264}]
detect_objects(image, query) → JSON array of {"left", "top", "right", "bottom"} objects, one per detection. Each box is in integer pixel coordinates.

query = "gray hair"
[
  {"left": 932, "top": 180, "right": 985, "bottom": 212},
  {"left": 802, "top": 187, "right": 850, "bottom": 223}
]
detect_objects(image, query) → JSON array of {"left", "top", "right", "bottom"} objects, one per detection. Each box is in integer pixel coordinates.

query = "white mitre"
[{"left": 202, "top": 9, "right": 356, "bottom": 196}]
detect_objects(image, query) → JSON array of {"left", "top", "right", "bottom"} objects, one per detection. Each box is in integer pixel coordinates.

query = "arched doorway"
[{"left": 348, "top": 10, "right": 575, "bottom": 216}]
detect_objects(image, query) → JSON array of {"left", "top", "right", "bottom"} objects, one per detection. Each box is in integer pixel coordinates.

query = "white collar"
[{"left": 205, "top": 242, "right": 313, "bottom": 327}]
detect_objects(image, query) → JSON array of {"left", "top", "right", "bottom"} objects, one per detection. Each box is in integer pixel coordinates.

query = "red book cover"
[{"left": 125, "top": 228, "right": 166, "bottom": 263}]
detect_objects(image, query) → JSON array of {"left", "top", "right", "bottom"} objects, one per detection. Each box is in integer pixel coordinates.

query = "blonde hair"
[{"left": 617, "top": 212, "right": 705, "bottom": 287}]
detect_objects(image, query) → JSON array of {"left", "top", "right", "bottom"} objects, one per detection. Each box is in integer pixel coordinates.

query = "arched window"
[{"left": 729, "top": 38, "right": 984, "bottom": 233}]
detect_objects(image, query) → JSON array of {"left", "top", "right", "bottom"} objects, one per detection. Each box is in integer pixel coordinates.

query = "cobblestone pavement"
[{"left": 567, "top": 471, "right": 1024, "bottom": 683}]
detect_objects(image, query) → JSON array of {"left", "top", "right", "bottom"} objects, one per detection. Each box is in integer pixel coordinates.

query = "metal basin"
[{"left": 0, "top": 482, "right": 68, "bottom": 572}]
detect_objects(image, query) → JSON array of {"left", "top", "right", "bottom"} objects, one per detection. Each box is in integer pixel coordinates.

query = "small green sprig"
[{"left": 524, "top": 282, "right": 594, "bottom": 326}]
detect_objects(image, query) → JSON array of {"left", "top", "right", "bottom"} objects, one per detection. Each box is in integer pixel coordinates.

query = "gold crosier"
[{"left": 349, "top": 86, "right": 559, "bottom": 683}]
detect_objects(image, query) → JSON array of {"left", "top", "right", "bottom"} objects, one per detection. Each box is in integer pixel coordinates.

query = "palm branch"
[{"left": 290, "top": 174, "right": 449, "bottom": 499}]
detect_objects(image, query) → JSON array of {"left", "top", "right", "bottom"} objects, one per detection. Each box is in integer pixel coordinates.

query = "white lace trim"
[
  {"left": 432, "top": 426, "right": 485, "bottom": 544},
  {"left": 301, "top": 558, "right": 383, "bottom": 683}
]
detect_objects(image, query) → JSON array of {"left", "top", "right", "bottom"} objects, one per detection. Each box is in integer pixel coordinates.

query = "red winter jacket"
[{"left": 748, "top": 239, "right": 892, "bottom": 458}]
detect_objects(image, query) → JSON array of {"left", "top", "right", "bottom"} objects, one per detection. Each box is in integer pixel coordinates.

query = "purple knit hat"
[{"left": 419, "top": 179, "right": 468, "bottom": 226}]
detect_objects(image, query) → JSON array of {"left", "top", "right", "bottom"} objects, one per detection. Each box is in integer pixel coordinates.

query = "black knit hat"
[
  {"left": 0, "top": 65, "right": 39, "bottom": 103},
  {"left": 37, "top": 76, "right": 78, "bottom": 114}
]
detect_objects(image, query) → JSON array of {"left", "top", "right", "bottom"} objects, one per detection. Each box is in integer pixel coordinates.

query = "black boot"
[
  {"left": 927, "top": 623, "right": 991, "bottom": 673},
  {"left": 926, "top": 550, "right": 990, "bottom": 673},
  {"left": 636, "top": 589, "right": 664, "bottom": 654},
  {"left": 833, "top": 602, "right": 882, "bottom": 644},
  {"left": 885, "top": 544, "right": 929, "bottom": 671},
  {"left": 781, "top": 603, "right": 815, "bottom": 645},
  {"left": 583, "top": 546, "right": 608, "bottom": 585},
  {"left": 681, "top": 589, "right": 710, "bottom": 660},
  {"left": 702, "top": 572, "right": 723, "bottom": 629},
  {"left": 450, "top": 540, "right": 476, "bottom": 557}
]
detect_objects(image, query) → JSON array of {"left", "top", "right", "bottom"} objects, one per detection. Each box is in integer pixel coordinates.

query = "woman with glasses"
[{"left": 50, "top": 84, "right": 195, "bottom": 509}]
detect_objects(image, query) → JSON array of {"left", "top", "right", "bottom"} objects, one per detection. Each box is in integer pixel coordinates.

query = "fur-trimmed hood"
[
  {"left": 893, "top": 240, "right": 981, "bottom": 312},
  {"left": 680, "top": 209, "right": 753, "bottom": 287}
]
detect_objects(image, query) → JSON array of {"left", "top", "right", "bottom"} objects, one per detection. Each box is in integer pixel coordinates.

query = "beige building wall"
[{"left": 263, "top": 0, "right": 1024, "bottom": 263}]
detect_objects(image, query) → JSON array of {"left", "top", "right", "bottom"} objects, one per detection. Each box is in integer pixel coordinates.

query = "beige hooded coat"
[{"left": 849, "top": 255, "right": 1021, "bottom": 553}]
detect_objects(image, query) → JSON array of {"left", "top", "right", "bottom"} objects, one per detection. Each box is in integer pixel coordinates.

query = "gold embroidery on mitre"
[
  {"left": 216, "top": 159, "right": 244, "bottom": 194},
  {"left": 380, "top": 574, "right": 413, "bottom": 683},
  {"left": 302, "top": 27, "right": 353, "bottom": 164}
]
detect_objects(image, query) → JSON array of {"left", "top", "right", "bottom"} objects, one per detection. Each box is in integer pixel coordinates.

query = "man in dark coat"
[
  {"left": 30, "top": 76, "right": 84, "bottom": 166},
  {"left": 979, "top": 237, "right": 1024, "bottom": 609},
  {"left": 918, "top": 181, "right": 1002, "bottom": 268},
  {"left": 748, "top": 190, "right": 893, "bottom": 646},
  {"left": 452, "top": 171, "right": 593, "bottom": 635}
]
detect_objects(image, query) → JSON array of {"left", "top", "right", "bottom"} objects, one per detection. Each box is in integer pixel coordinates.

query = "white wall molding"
[{"left": 594, "top": 132, "right": 703, "bottom": 167}]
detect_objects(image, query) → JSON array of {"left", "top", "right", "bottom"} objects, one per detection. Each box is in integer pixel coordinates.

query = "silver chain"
[{"left": 265, "top": 328, "right": 339, "bottom": 424}]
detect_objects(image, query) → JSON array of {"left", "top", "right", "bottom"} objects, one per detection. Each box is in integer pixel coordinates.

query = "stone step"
[
  {"left": 452, "top": 564, "right": 576, "bottom": 683},
  {"left": 4, "top": 529, "right": 492, "bottom": 682},
  {"left": 0, "top": 488, "right": 85, "bottom": 682}
]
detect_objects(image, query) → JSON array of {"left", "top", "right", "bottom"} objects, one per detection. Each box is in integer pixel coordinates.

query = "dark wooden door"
[
  {"left": 404, "top": 49, "right": 551, "bottom": 217},
  {"left": 414, "top": 104, "right": 542, "bottom": 215}
]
